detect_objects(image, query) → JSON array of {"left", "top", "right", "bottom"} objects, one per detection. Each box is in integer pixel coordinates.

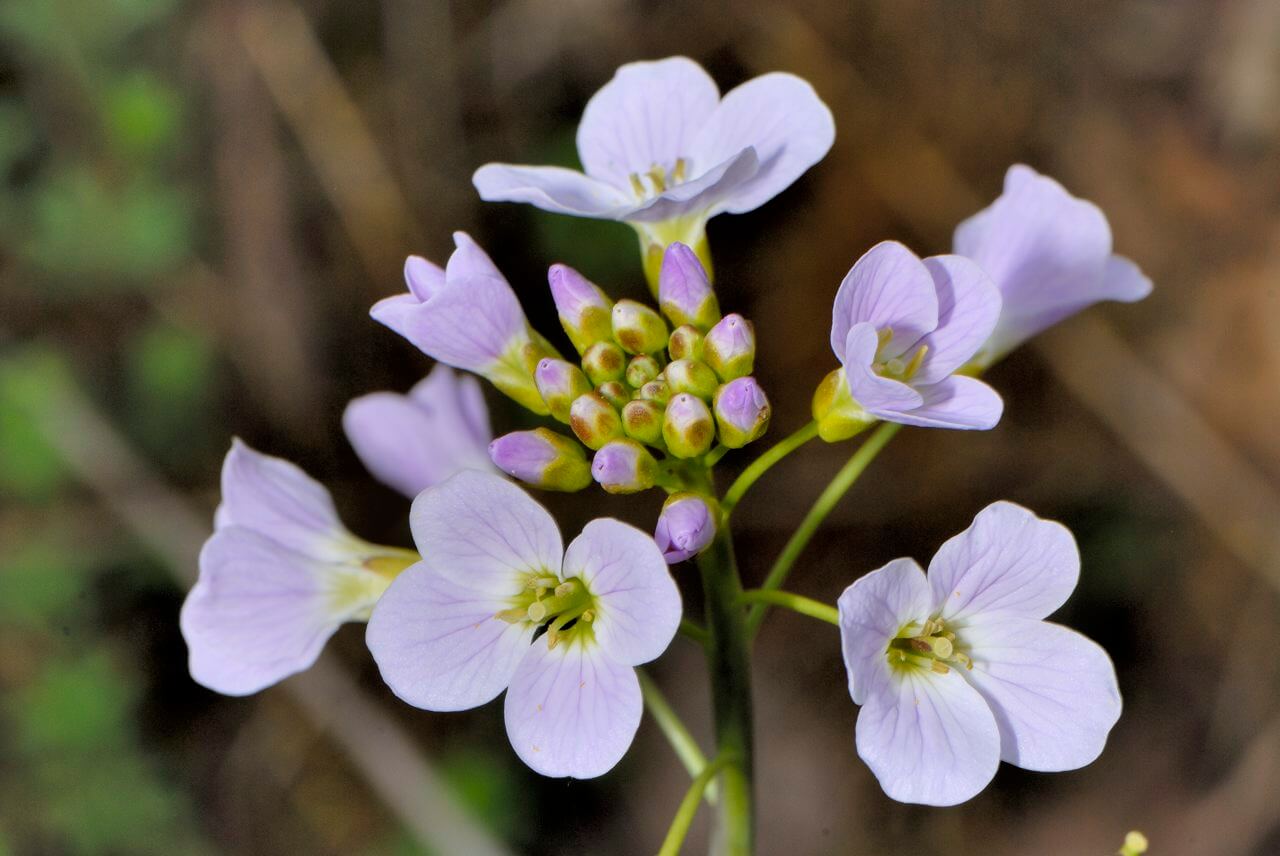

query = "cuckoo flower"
[
  {"left": 813, "top": 241, "right": 1004, "bottom": 440},
  {"left": 654, "top": 493, "right": 717, "bottom": 564},
  {"left": 366, "top": 471, "right": 681, "bottom": 778},
  {"left": 473, "top": 56, "right": 835, "bottom": 289},
  {"left": 838, "top": 501, "right": 1122, "bottom": 806},
  {"left": 343, "top": 364, "right": 495, "bottom": 499},
  {"left": 181, "top": 441, "right": 417, "bottom": 695},
  {"left": 370, "top": 232, "right": 558, "bottom": 414},
  {"left": 954, "top": 164, "right": 1153, "bottom": 367}
]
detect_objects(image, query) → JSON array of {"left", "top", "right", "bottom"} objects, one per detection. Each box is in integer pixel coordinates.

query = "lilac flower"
[
  {"left": 181, "top": 440, "right": 417, "bottom": 695},
  {"left": 654, "top": 493, "right": 717, "bottom": 564},
  {"left": 473, "top": 57, "right": 835, "bottom": 287},
  {"left": 838, "top": 501, "right": 1121, "bottom": 806},
  {"left": 954, "top": 164, "right": 1153, "bottom": 367},
  {"left": 370, "top": 232, "right": 558, "bottom": 414},
  {"left": 366, "top": 471, "right": 681, "bottom": 778},
  {"left": 813, "top": 241, "right": 1003, "bottom": 440},
  {"left": 343, "top": 365, "right": 494, "bottom": 499}
]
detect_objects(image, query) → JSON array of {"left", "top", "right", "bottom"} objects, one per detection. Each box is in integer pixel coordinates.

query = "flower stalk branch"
[{"left": 740, "top": 589, "right": 838, "bottom": 626}]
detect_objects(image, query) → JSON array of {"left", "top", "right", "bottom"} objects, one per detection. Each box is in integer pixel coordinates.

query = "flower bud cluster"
[{"left": 489, "top": 242, "right": 770, "bottom": 494}]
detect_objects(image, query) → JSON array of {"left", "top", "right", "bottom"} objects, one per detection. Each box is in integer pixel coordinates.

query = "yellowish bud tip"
[{"left": 1120, "top": 831, "right": 1148, "bottom": 855}]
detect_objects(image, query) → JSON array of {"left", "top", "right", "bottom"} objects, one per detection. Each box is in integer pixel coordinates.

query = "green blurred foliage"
[
  {"left": 0, "top": 350, "right": 74, "bottom": 501},
  {"left": 0, "top": 537, "right": 88, "bottom": 628},
  {"left": 125, "top": 319, "right": 217, "bottom": 457}
]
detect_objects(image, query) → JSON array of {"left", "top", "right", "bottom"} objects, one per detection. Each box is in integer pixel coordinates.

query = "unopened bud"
[
  {"left": 535, "top": 358, "right": 591, "bottom": 423},
  {"left": 655, "top": 492, "right": 718, "bottom": 563},
  {"left": 658, "top": 242, "right": 721, "bottom": 331},
  {"left": 668, "top": 325, "right": 704, "bottom": 362},
  {"left": 582, "top": 340, "right": 627, "bottom": 385},
  {"left": 597, "top": 380, "right": 630, "bottom": 410},
  {"left": 703, "top": 314, "right": 756, "bottom": 380},
  {"left": 622, "top": 399, "right": 665, "bottom": 447},
  {"left": 591, "top": 439, "right": 658, "bottom": 494},
  {"left": 812, "top": 368, "right": 875, "bottom": 442},
  {"left": 713, "top": 377, "right": 771, "bottom": 448},
  {"left": 488, "top": 428, "right": 591, "bottom": 491},
  {"left": 548, "top": 264, "right": 614, "bottom": 354},
  {"left": 638, "top": 379, "right": 671, "bottom": 405},
  {"left": 611, "top": 300, "right": 668, "bottom": 355},
  {"left": 569, "top": 392, "right": 623, "bottom": 450},
  {"left": 665, "top": 358, "right": 719, "bottom": 400},
  {"left": 625, "top": 355, "right": 661, "bottom": 389},
  {"left": 662, "top": 393, "right": 715, "bottom": 459}
]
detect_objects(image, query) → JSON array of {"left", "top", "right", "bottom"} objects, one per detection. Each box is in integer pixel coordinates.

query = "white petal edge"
[
  {"left": 472, "top": 164, "right": 634, "bottom": 218},
  {"left": 875, "top": 375, "right": 1003, "bottom": 431},
  {"left": 837, "top": 557, "right": 932, "bottom": 705},
  {"left": 831, "top": 241, "right": 939, "bottom": 360}
]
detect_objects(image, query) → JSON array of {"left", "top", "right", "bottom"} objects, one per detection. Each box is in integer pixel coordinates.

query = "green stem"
[
  {"left": 721, "top": 421, "right": 819, "bottom": 515},
  {"left": 680, "top": 617, "right": 710, "bottom": 647},
  {"left": 697, "top": 525, "right": 754, "bottom": 855},
  {"left": 638, "top": 670, "right": 718, "bottom": 805},
  {"left": 739, "top": 589, "right": 838, "bottom": 626},
  {"left": 656, "top": 755, "right": 734, "bottom": 856},
  {"left": 746, "top": 421, "right": 902, "bottom": 639}
]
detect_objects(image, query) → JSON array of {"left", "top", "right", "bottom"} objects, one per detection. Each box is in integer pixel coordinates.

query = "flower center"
[
  {"left": 628, "top": 158, "right": 689, "bottom": 199},
  {"left": 874, "top": 327, "right": 928, "bottom": 383},
  {"left": 886, "top": 617, "right": 973, "bottom": 675},
  {"left": 495, "top": 574, "right": 598, "bottom": 649}
]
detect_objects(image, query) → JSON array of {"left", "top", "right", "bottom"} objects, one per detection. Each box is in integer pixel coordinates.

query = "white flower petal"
[
  {"left": 842, "top": 324, "right": 924, "bottom": 416},
  {"left": 576, "top": 56, "right": 719, "bottom": 189},
  {"left": 831, "top": 241, "right": 939, "bottom": 361},
  {"left": 690, "top": 72, "right": 835, "bottom": 214},
  {"left": 472, "top": 164, "right": 633, "bottom": 218},
  {"left": 838, "top": 557, "right": 932, "bottom": 705},
  {"left": 961, "top": 616, "right": 1122, "bottom": 772},
  {"left": 875, "top": 375, "right": 1003, "bottom": 431},
  {"left": 855, "top": 667, "right": 1001, "bottom": 806},
  {"left": 366, "top": 561, "right": 534, "bottom": 711},
  {"left": 929, "top": 501, "right": 1079, "bottom": 622},
  {"left": 563, "top": 519, "right": 680, "bottom": 666},
  {"left": 913, "top": 255, "right": 1002, "bottom": 384},
  {"left": 504, "top": 642, "right": 641, "bottom": 778}
]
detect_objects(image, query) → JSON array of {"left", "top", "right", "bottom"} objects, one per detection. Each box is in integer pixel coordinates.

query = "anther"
[
  {"left": 629, "top": 173, "right": 646, "bottom": 197},
  {"left": 494, "top": 607, "right": 527, "bottom": 624}
]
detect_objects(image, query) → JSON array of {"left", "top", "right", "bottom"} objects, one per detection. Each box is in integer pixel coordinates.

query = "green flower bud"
[
  {"left": 668, "top": 325, "right": 704, "bottom": 362},
  {"left": 664, "top": 358, "right": 719, "bottom": 400},
  {"left": 569, "top": 392, "right": 624, "bottom": 450},
  {"left": 812, "top": 368, "right": 876, "bottom": 442},
  {"left": 625, "top": 354, "right": 662, "bottom": 389},
  {"left": 658, "top": 242, "right": 721, "bottom": 331},
  {"left": 703, "top": 314, "right": 756, "bottom": 381},
  {"left": 535, "top": 358, "right": 591, "bottom": 423},
  {"left": 591, "top": 439, "right": 658, "bottom": 494},
  {"left": 549, "top": 264, "right": 614, "bottom": 354},
  {"left": 621, "top": 399, "right": 666, "bottom": 447},
  {"left": 597, "top": 380, "right": 631, "bottom": 410},
  {"left": 611, "top": 299, "right": 669, "bottom": 355},
  {"left": 662, "top": 393, "right": 715, "bottom": 459},
  {"left": 581, "top": 340, "right": 627, "bottom": 386},
  {"left": 638, "top": 379, "right": 671, "bottom": 405},
  {"left": 713, "top": 377, "right": 771, "bottom": 448},
  {"left": 488, "top": 428, "right": 592, "bottom": 491}
]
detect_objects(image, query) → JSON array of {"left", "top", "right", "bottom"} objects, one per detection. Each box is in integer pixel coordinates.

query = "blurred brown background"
[{"left": 3, "top": 0, "right": 1279, "bottom": 854}]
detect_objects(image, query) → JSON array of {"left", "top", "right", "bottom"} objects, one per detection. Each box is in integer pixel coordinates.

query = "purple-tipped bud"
[
  {"left": 713, "top": 377, "right": 771, "bottom": 448},
  {"left": 535, "top": 358, "right": 591, "bottom": 423},
  {"left": 659, "top": 243, "right": 721, "bottom": 331},
  {"left": 597, "top": 380, "right": 631, "bottom": 410},
  {"left": 664, "top": 358, "right": 719, "bottom": 400},
  {"left": 591, "top": 439, "right": 658, "bottom": 494},
  {"left": 626, "top": 355, "right": 661, "bottom": 389},
  {"left": 549, "top": 264, "right": 614, "bottom": 354},
  {"left": 638, "top": 379, "right": 671, "bottom": 405},
  {"left": 703, "top": 314, "right": 756, "bottom": 381},
  {"left": 655, "top": 493, "right": 718, "bottom": 563},
  {"left": 622, "top": 399, "right": 666, "bottom": 447},
  {"left": 581, "top": 340, "right": 627, "bottom": 386},
  {"left": 662, "top": 393, "right": 715, "bottom": 459},
  {"left": 612, "top": 300, "right": 669, "bottom": 355},
  {"left": 668, "top": 325, "right": 704, "bottom": 362},
  {"left": 488, "top": 428, "right": 592, "bottom": 491},
  {"left": 569, "top": 392, "right": 623, "bottom": 450}
]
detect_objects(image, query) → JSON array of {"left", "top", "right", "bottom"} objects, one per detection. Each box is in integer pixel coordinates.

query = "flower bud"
[
  {"left": 548, "top": 264, "right": 614, "bottom": 354},
  {"left": 569, "top": 392, "right": 623, "bottom": 450},
  {"left": 625, "top": 355, "right": 661, "bottom": 389},
  {"left": 611, "top": 300, "right": 669, "bottom": 355},
  {"left": 664, "top": 358, "right": 719, "bottom": 400},
  {"left": 662, "top": 393, "right": 715, "bottom": 459},
  {"left": 655, "top": 493, "right": 718, "bottom": 563},
  {"left": 597, "top": 380, "right": 631, "bottom": 410},
  {"left": 812, "top": 368, "right": 876, "bottom": 442},
  {"left": 488, "top": 428, "right": 591, "bottom": 491},
  {"left": 668, "top": 325, "right": 704, "bottom": 362},
  {"left": 703, "top": 314, "right": 756, "bottom": 381},
  {"left": 591, "top": 439, "right": 657, "bottom": 494},
  {"left": 713, "top": 377, "right": 771, "bottom": 448},
  {"left": 658, "top": 242, "right": 721, "bottom": 331},
  {"left": 581, "top": 340, "right": 627, "bottom": 386},
  {"left": 621, "top": 399, "right": 665, "bottom": 447},
  {"left": 535, "top": 358, "right": 591, "bottom": 423},
  {"left": 638, "top": 379, "right": 671, "bottom": 405}
]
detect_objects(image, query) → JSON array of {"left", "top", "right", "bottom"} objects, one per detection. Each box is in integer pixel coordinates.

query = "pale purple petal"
[
  {"left": 842, "top": 324, "right": 924, "bottom": 415},
  {"left": 624, "top": 148, "right": 759, "bottom": 224},
  {"left": 504, "top": 642, "right": 642, "bottom": 778},
  {"left": 563, "top": 519, "right": 680, "bottom": 666},
  {"left": 472, "top": 164, "right": 633, "bottom": 218},
  {"left": 410, "top": 471, "right": 564, "bottom": 590},
  {"left": 182, "top": 527, "right": 369, "bottom": 695},
  {"left": 576, "top": 56, "right": 719, "bottom": 189},
  {"left": 654, "top": 495, "right": 716, "bottom": 564},
  {"left": 445, "top": 231, "right": 506, "bottom": 285},
  {"left": 831, "top": 242, "right": 939, "bottom": 359},
  {"left": 410, "top": 366, "right": 493, "bottom": 450},
  {"left": 855, "top": 667, "right": 1001, "bottom": 806},
  {"left": 365, "top": 560, "right": 535, "bottom": 711},
  {"left": 912, "top": 256, "right": 1002, "bottom": 384},
  {"left": 1103, "top": 254, "right": 1154, "bottom": 302},
  {"left": 837, "top": 557, "right": 932, "bottom": 705},
  {"left": 405, "top": 255, "right": 445, "bottom": 301},
  {"left": 928, "top": 501, "right": 1079, "bottom": 622},
  {"left": 689, "top": 72, "right": 835, "bottom": 215},
  {"left": 960, "top": 616, "right": 1121, "bottom": 771},
  {"left": 875, "top": 375, "right": 1003, "bottom": 431}
]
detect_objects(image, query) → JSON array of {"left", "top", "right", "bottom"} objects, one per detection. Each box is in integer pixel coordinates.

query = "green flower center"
[
  {"left": 495, "top": 574, "right": 598, "bottom": 649},
  {"left": 874, "top": 327, "right": 928, "bottom": 383},
  {"left": 886, "top": 617, "right": 973, "bottom": 675}
]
